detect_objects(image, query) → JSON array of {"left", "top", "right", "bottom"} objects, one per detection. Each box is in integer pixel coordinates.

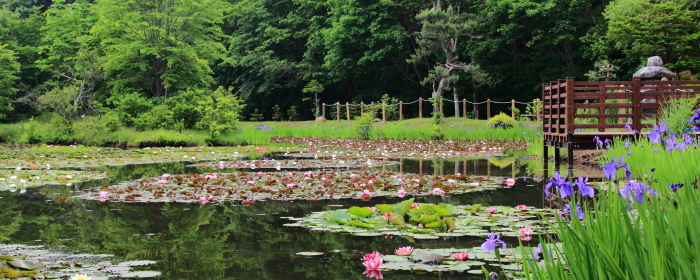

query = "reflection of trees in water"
[{"left": 2, "top": 158, "right": 545, "bottom": 279}]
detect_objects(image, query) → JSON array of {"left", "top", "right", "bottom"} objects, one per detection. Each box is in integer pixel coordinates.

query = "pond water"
[{"left": 1, "top": 157, "right": 548, "bottom": 280}]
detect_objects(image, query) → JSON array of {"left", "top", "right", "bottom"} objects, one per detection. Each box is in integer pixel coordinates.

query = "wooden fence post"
[
  {"left": 346, "top": 102, "right": 350, "bottom": 123},
  {"left": 419, "top": 97, "right": 423, "bottom": 118},
  {"left": 382, "top": 102, "right": 386, "bottom": 122},
  {"left": 536, "top": 99, "right": 541, "bottom": 122},
  {"left": 487, "top": 99, "right": 491, "bottom": 119},
  {"left": 462, "top": 99, "right": 467, "bottom": 120},
  {"left": 511, "top": 99, "right": 515, "bottom": 118},
  {"left": 399, "top": 101, "right": 403, "bottom": 120},
  {"left": 360, "top": 102, "right": 364, "bottom": 115},
  {"left": 632, "top": 77, "right": 642, "bottom": 132},
  {"left": 322, "top": 103, "right": 325, "bottom": 120},
  {"left": 439, "top": 97, "right": 443, "bottom": 115},
  {"left": 336, "top": 102, "right": 340, "bottom": 122}
]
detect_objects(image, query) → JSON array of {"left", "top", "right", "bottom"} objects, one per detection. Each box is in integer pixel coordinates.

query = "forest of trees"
[{"left": 0, "top": 0, "right": 698, "bottom": 127}]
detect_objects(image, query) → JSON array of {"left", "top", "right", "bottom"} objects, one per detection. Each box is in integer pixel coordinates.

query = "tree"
[
  {"left": 92, "top": 0, "right": 230, "bottom": 97},
  {"left": 196, "top": 87, "right": 244, "bottom": 139},
  {"left": 606, "top": 2, "right": 700, "bottom": 71},
  {"left": 37, "top": 0, "right": 101, "bottom": 118},
  {"left": 409, "top": 1, "right": 482, "bottom": 115},
  {"left": 302, "top": 80, "right": 324, "bottom": 117},
  {"left": 0, "top": 44, "right": 19, "bottom": 119}
]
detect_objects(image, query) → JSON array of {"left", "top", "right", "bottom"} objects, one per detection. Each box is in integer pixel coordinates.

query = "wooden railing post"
[
  {"left": 462, "top": 99, "right": 467, "bottom": 120},
  {"left": 419, "top": 97, "right": 423, "bottom": 118},
  {"left": 632, "top": 77, "right": 642, "bottom": 132},
  {"left": 598, "top": 84, "right": 606, "bottom": 132},
  {"left": 382, "top": 102, "right": 386, "bottom": 122},
  {"left": 336, "top": 102, "right": 340, "bottom": 122},
  {"left": 486, "top": 99, "right": 491, "bottom": 119},
  {"left": 511, "top": 99, "right": 515, "bottom": 118},
  {"left": 399, "top": 101, "right": 403, "bottom": 120},
  {"left": 346, "top": 102, "right": 350, "bottom": 123},
  {"left": 536, "top": 99, "right": 541, "bottom": 122},
  {"left": 566, "top": 77, "right": 575, "bottom": 135}
]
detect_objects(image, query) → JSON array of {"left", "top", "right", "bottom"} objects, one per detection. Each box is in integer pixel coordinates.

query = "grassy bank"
[{"left": 0, "top": 117, "right": 542, "bottom": 147}]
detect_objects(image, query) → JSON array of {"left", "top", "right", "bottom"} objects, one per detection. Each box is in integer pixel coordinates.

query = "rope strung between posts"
[{"left": 322, "top": 98, "right": 538, "bottom": 106}]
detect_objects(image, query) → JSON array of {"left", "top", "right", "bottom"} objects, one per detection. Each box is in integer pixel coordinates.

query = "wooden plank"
[
  {"left": 573, "top": 114, "right": 633, "bottom": 118},
  {"left": 574, "top": 124, "right": 630, "bottom": 129},
  {"left": 573, "top": 93, "right": 633, "bottom": 99},
  {"left": 575, "top": 103, "right": 633, "bottom": 109},
  {"left": 566, "top": 78, "right": 575, "bottom": 134}
]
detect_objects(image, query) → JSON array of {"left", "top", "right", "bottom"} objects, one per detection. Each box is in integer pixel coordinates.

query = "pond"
[{"left": 1, "top": 156, "right": 550, "bottom": 280}]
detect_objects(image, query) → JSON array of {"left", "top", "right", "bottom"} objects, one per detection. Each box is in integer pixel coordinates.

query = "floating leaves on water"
[
  {"left": 0, "top": 170, "right": 107, "bottom": 189},
  {"left": 295, "top": 252, "right": 324, "bottom": 256},
  {"left": 0, "top": 145, "right": 297, "bottom": 170},
  {"left": 283, "top": 199, "right": 555, "bottom": 238},
  {"left": 0, "top": 244, "right": 160, "bottom": 279},
  {"left": 189, "top": 159, "right": 400, "bottom": 170},
  {"left": 69, "top": 171, "right": 514, "bottom": 203}
]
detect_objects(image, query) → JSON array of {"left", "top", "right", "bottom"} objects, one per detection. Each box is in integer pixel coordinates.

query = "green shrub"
[
  {"left": 45, "top": 114, "right": 74, "bottom": 144},
  {"left": 19, "top": 117, "right": 41, "bottom": 143},
  {"left": 487, "top": 112, "right": 515, "bottom": 129},
  {"left": 355, "top": 111, "right": 375, "bottom": 140},
  {"left": 195, "top": 86, "right": 244, "bottom": 140},
  {"left": 133, "top": 104, "right": 175, "bottom": 131}
]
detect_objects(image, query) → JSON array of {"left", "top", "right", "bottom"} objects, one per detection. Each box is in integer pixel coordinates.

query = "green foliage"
[
  {"left": 287, "top": 106, "right": 299, "bottom": 121},
  {"left": 659, "top": 94, "right": 699, "bottom": 136},
  {"left": 37, "top": 85, "right": 78, "bottom": 119},
  {"left": 19, "top": 117, "right": 40, "bottom": 143},
  {"left": 605, "top": 1, "right": 700, "bottom": 71},
  {"left": 487, "top": 112, "right": 515, "bottom": 129},
  {"left": 195, "top": 87, "right": 244, "bottom": 139},
  {"left": 133, "top": 104, "right": 175, "bottom": 131},
  {"left": 271, "top": 105, "right": 283, "bottom": 121},
  {"left": 249, "top": 109, "right": 263, "bottom": 122},
  {"left": 355, "top": 111, "right": 375, "bottom": 140},
  {"left": 107, "top": 92, "right": 152, "bottom": 127},
  {"left": 379, "top": 94, "right": 399, "bottom": 121},
  {"left": 45, "top": 113, "right": 73, "bottom": 144},
  {"left": 303, "top": 80, "right": 324, "bottom": 117},
  {"left": 0, "top": 44, "right": 19, "bottom": 120}
]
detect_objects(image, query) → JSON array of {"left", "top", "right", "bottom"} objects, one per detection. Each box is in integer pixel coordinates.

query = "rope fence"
[{"left": 320, "top": 98, "right": 542, "bottom": 123}]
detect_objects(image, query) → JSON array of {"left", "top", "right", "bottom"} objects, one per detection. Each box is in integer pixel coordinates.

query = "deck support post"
[
  {"left": 567, "top": 139, "right": 574, "bottom": 169},
  {"left": 543, "top": 141, "right": 548, "bottom": 163},
  {"left": 554, "top": 145, "right": 561, "bottom": 165}
]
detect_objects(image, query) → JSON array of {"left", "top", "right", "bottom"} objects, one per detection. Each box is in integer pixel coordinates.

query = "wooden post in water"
[
  {"left": 400, "top": 158, "right": 403, "bottom": 173},
  {"left": 382, "top": 102, "right": 386, "bottom": 122},
  {"left": 399, "top": 101, "right": 403, "bottom": 120},
  {"left": 346, "top": 102, "right": 350, "bottom": 123},
  {"left": 336, "top": 102, "right": 340, "bottom": 122},
  {"left": 419, "top": 159, "right": 423, "bottom": 174},
  {"left": 419, "top": 97, "right": 423, "bottom": 118},
  {"left": 463, "top": 159, "right": 467, "bottom": 175},
  {"left": 487, "top": 99, "right": 491, "bottom": 119},
  {"left": 511, "top": 99, "right": 515, "bottom": 118},
  {"left": 462, "top": 99, "right": 467, "bottom": 120}
]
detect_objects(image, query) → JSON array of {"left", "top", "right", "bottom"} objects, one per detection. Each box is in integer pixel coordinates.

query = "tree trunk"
[
  {"left": 433, "top": 77, "right": 448, "bottom": 113},
  {"left": 453, "top": 85, "right": 459, "bottom": 117}
]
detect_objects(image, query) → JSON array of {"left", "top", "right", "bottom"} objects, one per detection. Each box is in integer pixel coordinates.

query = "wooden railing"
[{"left": 542, "top": 77, "right": 700, "bottom": 142}]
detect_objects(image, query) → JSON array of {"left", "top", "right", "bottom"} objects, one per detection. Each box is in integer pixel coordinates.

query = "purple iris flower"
[
  {"left": 683, "top": 133, "right": 696, "bottom": 146},
  {"left": 620, "top": 180, "right": 656, "bottom": 204},
  {"left": 481, "top": 232, "right": 507, "bottom": 251},
  {"left": 690, "top": 109, "right": 700, "bottom": 123},
  {"left": 574, "top": 176, "right": 594, "bottom": 198},
  {"left": 648, "top": 122, "right": 670, "bottom": 144},
  {"left": 668, "top": 183, "right": 684, "bottom": 192},
  {"left": 533, "top": 243, "right": 543, "bottom": 259},
  {"left": 562, "top": 203, "right": 585, "bottom": 220},
  {"left": 593, "top": 136, "right": 603, "bottom": 148},
  {"left": 544, "top": 171, "right": 572, "bottom": 198},
  {"left": 624, "top": 141, "right": 631, "bottom": 148},
  {"left": 624, "top": 124, "right": 632, "bottom": 130},
  {"left": 601, "top": 156, "right": 630, "bottom": 181}
]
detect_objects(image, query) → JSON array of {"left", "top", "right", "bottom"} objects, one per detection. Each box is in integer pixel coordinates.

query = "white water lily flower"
[
  {"left": 70, "top": 274, "right": 91, "bottom": 280},
  {"left": 10, "top": 176, "right": 16, "bottom": 180},
  {"left": 15, "top": 167, "right": 21, "bottom": 170}
]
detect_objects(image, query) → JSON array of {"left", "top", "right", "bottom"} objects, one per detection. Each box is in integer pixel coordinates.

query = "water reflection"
[{"left": 1, "top": 157, "right": 546, "bottom": 280}]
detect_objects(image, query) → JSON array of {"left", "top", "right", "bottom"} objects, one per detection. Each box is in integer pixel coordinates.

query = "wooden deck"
[{"left": 542, "top": 77, "right": 700, "bottom": 167}]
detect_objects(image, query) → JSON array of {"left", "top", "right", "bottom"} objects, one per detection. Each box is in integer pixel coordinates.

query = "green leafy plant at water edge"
[
  {"left": 195, "top": 86, "right": 244, "bottom": 140},
  {"left": 355, "top": 109, "right": 376, "bottom": 140},
  {"left": 487, "top": 113, "right": 515, "bottom": 129}
]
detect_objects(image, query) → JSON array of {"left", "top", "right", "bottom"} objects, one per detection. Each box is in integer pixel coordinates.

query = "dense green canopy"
[{"left": 0, "top": 0, "right": 698, "bottom": 124}]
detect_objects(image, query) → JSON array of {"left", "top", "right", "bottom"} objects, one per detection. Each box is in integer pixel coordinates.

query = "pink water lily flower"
[
  {"left": 519, "top": 227, "right": 534, "bottom": 236},
  {"left": 157, "top": 180, "right": 167, "bottom": 184},
  {"left": 519, "top": 235, "right": 533, "bottom": 241},
  {"left": 382, "top": 212, "right": 395, "bottom": 219},
  {"left": 410, "top": 204, "right": 420, "bottom": 209},
  {"left": 246, "top": 181, "right": 255, "bottom": 185},
  {"left": 363, "top": 189, "right": 371, "bottom": 196},
  {"left": 161, "top": 174, "right": 170, "bottom": 178},
  {"left": 447, "top": 179, "right": 456, "bottom": 184},
  {"left": 453, "top": 252, "right": 469, "bottom": 261},
  {"left": 506, "top": 178, "right": 516, "bottom": 186},
  {"left": 286, "top": 183, "right": 295, "bottom": 188},
  {"left": 395, "top": 246, "right": 413, "bottom": 256},
  {"left": 362, "top": 257, "right": 383, "bottom": 270},
  {"left": 397, "top": 188, "right": 406, "bottom": 197},
  {"left": 199, "top": 197, "right": 208, "bottom": 204},
  {"left": 432, "top": 188, "right": 444, "bottom": 195},
  {"left": 469, "top": 182, "right": 480, "bottom": 187},
  {"left": 362, "top": 252, "right": 380, "bottom": 261},
  {"left": 487, "top": 207, "right": 497, "bottom": 214},
  {"left": 362, "top": 269, "right": 384, "bottom": 279},
  {"left": 99, "top": 191, "right": 108, "bottom": 198},
  {"left": 516, "top": 205, "right": 527, "bottom": 211}
]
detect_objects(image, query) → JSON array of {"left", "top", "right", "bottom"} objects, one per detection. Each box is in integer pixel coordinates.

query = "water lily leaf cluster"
[
  {"left": 188, "top": 159, "right": 399, "bottom": 170},
  {"left": 274, "top": 138, "right": 525, "bottom": 159},
  {"left": 70, "top": 171, "right": 514, "bottom": 203},
  {"left": 0, "top": 244, "right": 160, "bottom": 279},
  {"left": 0, "top": 145, "right": 297, "bottom": 170},
  {"left": 284, "top": 199, "right": 554, "bottom": 238},
  {"left": 0, "top": 170, "right": 108, "bottom": 190}
]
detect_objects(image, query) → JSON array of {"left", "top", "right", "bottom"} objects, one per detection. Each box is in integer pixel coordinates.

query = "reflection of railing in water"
[{"left": 398, "top": 158, "right": 520, "bottom": 177}]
